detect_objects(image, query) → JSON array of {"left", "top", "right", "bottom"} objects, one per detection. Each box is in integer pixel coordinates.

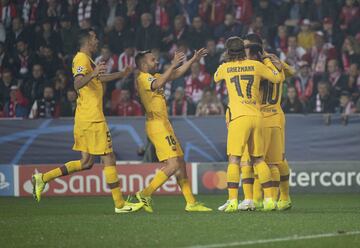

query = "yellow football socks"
[
  {"left": 142, "top": 170, "right": 168, "bottom": 197},
  {"left": 253, "top": 175, "right": 263, "bottom": 202},
  {"left": 42, "top": 160, "right": 81, "bottom": 183},
  {"left": 255, "top": 161, "right": 273, "bottom": 199},
  {"left": 241, "top": 165, "right": 254, "bottom": 200},
  {"left": 178, "top": 178, "right": 196, "bottom": 204},
  {"left": 270, "top": 166, "right": 280, "bottom": 201},
  {"left": 104, "top": 165, "right": 125, "bottom": 209},
  {"left": 227, "top": 163, "right": 240, "bottom": 200},
  {"left": 278, "top": 159, "right": 290, "bottom": 201}
]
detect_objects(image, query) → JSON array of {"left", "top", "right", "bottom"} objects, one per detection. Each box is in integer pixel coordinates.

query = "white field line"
[{"left": 184, "top": 230, "right": 360, "bottom": 248}]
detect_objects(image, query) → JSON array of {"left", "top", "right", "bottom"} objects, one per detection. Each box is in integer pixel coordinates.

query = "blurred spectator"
[
  {"left": 203, "top": 39, "right": 221, "bottom": 75},
  {"left": 280, "top": 35, "right": 306, "bottom": 67},
  {"left": 22, "top": 0, "right": 40, "bottom": 27},
  {"left": 0, "top": 0, "right": 17, "bottom": 29},
  {"left": 59, "top": 14, "right": 78, "bottom": 57},
  {"left": 0, "top": 22, "right": 5, "bottom": 42},
  {"left": 274, "top": 25, "right": 288, "bottom": 54},
  {"left": 338, "top": 90, "right": 356, "bottom": 115},
  {"left": 0, "top": 69, "right": 15, "bottom": 105},
  {"left": 100, "top": 0, "right": 122, "bottom": 33},
  {"left": 187, "top": 16, "right": 210, "bottom": 50},
  {"left": 185, "top": 61, "right": 211, "bottom": 104},
  {"left": 162, "top": 15, "right": 189, "bottom": 50},
  {"left": 339, "top": 0, "right": 359, "bottom": 32},
  {"left": 6, "top": 17, "right": 31, "bottom": 53},
  {"left": 112, "top": 88, "right": 142, "bottom": 116},
  {"left": 152, "top": 0, "right": 176, "bottom": 31},
  {"left": 3, "top": 85, "right": 29, "bottom": 118},
  {"left": 243, "top": 16, "right": 268, "bottom": 41},
  {"left": 169, "top": 86, "right": 195, "bottom": 116},
  {"left": 310, "top": 31, "right": 336, "bottom": 74},
  {"left": 12, "top": 39, "right": 37, "bottom": 80},
  {"left": 195, "top": 88, "right": 224, "bottom": 116},
  {"left": 283, "top": 0, "right": 306, "bottom": 30},
  {"left": 39, "top": 45, "right": 63, "bottom": 79},
  {"left": 35, "top": 18, "right": 61, "bottom": 53},
  {"left": 309, "top": 81, "right": 338, "bottom": 113},
  {"left": 29, "top": 85, "right": 60, "bottom": 119},
  {"left": 21, "top": 63, "right": 48, "bottom": 103},
  {"left": 95, "top": 45, "right": 118, "bottom": 74},
  {"left": 118, "top": 42, "right": 135, "bottom": 72},
  {"left": 341, "top": 36, "right": 360, "bottom": 73},
  {"left": 53, "top": 74, "right": 67, "bottom": 102},
  {"left": 39, "top": 0, "right": 66, "bottom": 22},
  {"left": 199, "top": 0, "right": 229, "bottom": 27},
  {"left": 346, "top": 63, "right": 360, "bottom": 100},
  {"left": 60, "top": 87, "right": 77, "bottom": 117},
  {"left": 326, "top": 59, "right": 347, "bottom": 98},
  {"left": 135, "top": 13, "right": 161, "bottom": 51},
  {"left": 292, "top": 61, "right": 314, "bottom": 103},
  {"left": 76, "top": 0, "right": 100, "bottom": 29},
  {"left": 107, "top": 16, "right": 134, "bottom": 55},
  {"left": 308, "top": 0, "right": 335, "bottom": 25},
  {"left": 233, "top": 0, "right": 253, "bottom": 25},
  {"left": 175, "top": 0, "right": 199, "bottom": 23},
  {"left": 255, "top": 0, "right": 279, "bottom": 31},
  {"left": 322, "top": 17, "right": 343, "bottom": 50},
  {"left": 0, "top": 41, "right": 11, "bottom": 73},
  {"left": 282, "top": 85, "right": 304, "bottom": 114},
  {"left": 297, "top": 19, "right": 314, "bottom": 50},
  {"left": 214, "top": 13, "right": 243, "bottom": 40}
]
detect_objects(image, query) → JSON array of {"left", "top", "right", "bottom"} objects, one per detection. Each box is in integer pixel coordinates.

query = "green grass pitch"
[{"left": 1, "top": 194, "right": 360, "bottom": 248}]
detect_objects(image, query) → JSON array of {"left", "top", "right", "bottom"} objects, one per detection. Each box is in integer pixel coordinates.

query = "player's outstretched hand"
[
  {"left": 172, "top": 51, "right": 186, "bottom": 67},
  {"left": 93, "top": 61, "right": 107, "bottom": 77},
  {"left": 192, "top": 48, "right": 208, "bottom": 61},
  {"left": 123, "top": 66, "right": 134, "bottom": 77},
  {"left": 262, "top": 53, "right": 283, "bottom": 71}
]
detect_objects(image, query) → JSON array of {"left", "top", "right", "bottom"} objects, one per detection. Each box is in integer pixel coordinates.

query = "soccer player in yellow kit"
[
  {"left": 214, "top": 36, "right": 284, "bottom": 212},
  {"left": 32, "top": 29, "right": 144, "bottom": 213},
  {"left": 244, "top": 34, "right": 293, "bottom": 211},
  {"left": 134, "top": 49, "right": 212, "bottom": 212}
]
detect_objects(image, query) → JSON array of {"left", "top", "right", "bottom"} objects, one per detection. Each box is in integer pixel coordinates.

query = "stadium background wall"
[
  {"left": 0, "top": 115, "right": 359, "bottom": 196},
  {"left": 1, "top": 162, "right": 360, "bottom": 197}
]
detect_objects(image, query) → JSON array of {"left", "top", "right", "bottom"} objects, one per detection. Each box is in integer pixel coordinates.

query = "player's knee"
[
  {"left": 82, "top": 158, "right": 94, "bottom": 170},
  {"left": 229, "top": 155, "right": 240, "bottom": 165},
  {"left": 251, "top": 156, "right": 264, "bottom": 165}
]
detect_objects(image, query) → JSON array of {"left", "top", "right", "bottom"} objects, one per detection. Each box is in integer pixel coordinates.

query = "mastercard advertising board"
[{"left": 196, "top": 163, "right": 231, "bottom": 194}]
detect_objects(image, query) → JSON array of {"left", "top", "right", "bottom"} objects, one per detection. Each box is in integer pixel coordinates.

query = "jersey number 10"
[{"left": 261, "top": 82, "right": 280, "bottom": 105}]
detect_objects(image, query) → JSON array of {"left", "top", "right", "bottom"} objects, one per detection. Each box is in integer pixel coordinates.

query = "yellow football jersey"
[
  {"left": 137, "top": 71, "right": 168, "bottom": 121},
  {"left": 72, "top": 52, "right": 105, "bottom": 122},
  {"left": 261, "top": 62, "right": 294, "bottom": 127},
  {"left": 214, "top": 58, "right": 284, "bottom": 120}
]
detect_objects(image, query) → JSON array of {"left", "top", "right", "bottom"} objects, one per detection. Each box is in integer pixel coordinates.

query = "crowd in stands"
[{"left": 0, "top": 0, "right": 359, "bottom": 119}]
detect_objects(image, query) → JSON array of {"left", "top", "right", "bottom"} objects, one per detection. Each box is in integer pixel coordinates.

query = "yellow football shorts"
[
  {"left": 73, "top": 121, "right": 113, "bottom": 155},
  {"left": 227, "top": 116, "right": 264, "bottom": 157},
  {"left": 146, "top": 120, "right": 184, "bottom": 162},
  {"left": 263, "top": 127, "right": 283, "bottom": 164},
  {"left": 280, "top": 113, "right": 286, "bottom": 154}
]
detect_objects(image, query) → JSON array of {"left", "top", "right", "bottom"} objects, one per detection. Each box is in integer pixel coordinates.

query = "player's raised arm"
[
  {"left": 98, "top": 66, "right": 133, "bottom": 83},
  {"left": 213, "top": 64, "right": 224, "bottom": 83},
  {"left": 151, "top": 52, "right": 185, "bottom": 90},
  {"left": 168, "top": 48, "right": 208, "bottom": 81},
  {"left": 257, "top": 59, "right": 284, "bottom": 84},
  {"left": 74, "top": 61, "right": 107, "bottom": 90}
]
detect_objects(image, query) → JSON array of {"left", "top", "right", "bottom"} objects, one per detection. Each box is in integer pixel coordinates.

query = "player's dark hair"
[
  {"left": 244, "top": 33, "right": 263, "bottom": 60},
  {"left": 78, "top": 28, "right": 95, "bottom": 48},
  {"left": 135, "top": 50, "right": 152, "bottom": 68},
  {"left": 225, "top": 36, "right": 246, "bottom": 61}
]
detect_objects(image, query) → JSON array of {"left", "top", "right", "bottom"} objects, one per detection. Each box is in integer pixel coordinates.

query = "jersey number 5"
[{"left": 230, "top": 75, "right": 254, "bottom": 98}]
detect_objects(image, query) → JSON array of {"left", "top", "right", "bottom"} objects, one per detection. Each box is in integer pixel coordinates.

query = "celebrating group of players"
[{"left": 32, "top": 28, "right": 292, "bottom": 214}]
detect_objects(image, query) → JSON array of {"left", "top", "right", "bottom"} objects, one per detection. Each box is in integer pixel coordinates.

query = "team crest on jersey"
[
  {"left": 272, "top": 70, "right": 278, "bottom": 75},
  {"left": 77, "top": 66, "right": 84, "bottom": 73}
]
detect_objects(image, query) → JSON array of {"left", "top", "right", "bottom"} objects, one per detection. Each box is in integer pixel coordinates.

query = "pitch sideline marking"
[{"left": 184, "top": 230, "right": 360, "bottom": 248}]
